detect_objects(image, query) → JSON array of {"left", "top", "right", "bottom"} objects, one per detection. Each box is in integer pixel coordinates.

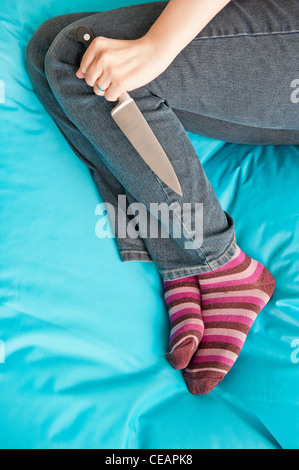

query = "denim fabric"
[{"left": 25, "top": 1, "right": 299, "bottom": 280}]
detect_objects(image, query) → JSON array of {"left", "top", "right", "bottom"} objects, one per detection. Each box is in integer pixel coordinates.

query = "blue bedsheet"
[{"left": 0, "top": 0, "right": 298, "bottom": 449}]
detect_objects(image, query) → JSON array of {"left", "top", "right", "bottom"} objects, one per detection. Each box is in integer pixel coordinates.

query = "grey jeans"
[{"left": 25, "top": 1, "right": 299, "bottom": 281}]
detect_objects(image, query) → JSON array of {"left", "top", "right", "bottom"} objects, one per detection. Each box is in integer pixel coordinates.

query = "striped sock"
[
  {"left": 183, "top": 246, "right": 276, "bottom": 394},
  {"left": 164, "top": 276, "right": 204, "bottom": 370}
]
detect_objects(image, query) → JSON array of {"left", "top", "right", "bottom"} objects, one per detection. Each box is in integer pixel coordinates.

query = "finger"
[
  {"left": 77, "top": 40, "right": 97, "bottom": 75},
  {"left": 93, "top": 76, "right": 111, "bottom": 97},
  {"left": 76, "top": 69, "right": 86, "bottom": 79},
  {"left": 104, "top": 85, "right": 123, "bottom": 102},
  {"left": 95, "top": 69, "right": 124, "bottom": 101},
  {"left": 84, "top": 60, "right": 104, "bottom": 87}
]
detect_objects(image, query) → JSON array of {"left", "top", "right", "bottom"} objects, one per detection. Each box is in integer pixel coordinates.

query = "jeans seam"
[{"left": 194, "top": 30, "right": 299, "bottom": 41}]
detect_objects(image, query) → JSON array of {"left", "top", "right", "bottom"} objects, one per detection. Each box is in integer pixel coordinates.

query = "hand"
[{"left": 76, "top": 35, "right": 173, "bottom": 101}]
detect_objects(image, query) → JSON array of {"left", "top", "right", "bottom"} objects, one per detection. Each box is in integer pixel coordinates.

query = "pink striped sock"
[
  {"left": 183, "top": 246, "right": 276, "bottom": 394},
  {"left": 164, "top": 276, "right": 204, "bottom": 370}
]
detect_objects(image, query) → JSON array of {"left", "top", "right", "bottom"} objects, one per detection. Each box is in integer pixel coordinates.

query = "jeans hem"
[
  {"left": 160, "top": 234, "right": 237, "bottom": 281},
  {"left": 120, "top": 250, "right": 153, "bottom": 263}
]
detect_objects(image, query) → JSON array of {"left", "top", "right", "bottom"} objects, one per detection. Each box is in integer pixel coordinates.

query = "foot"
[
  {"left": 183, "top": 246, "right": 276, "bottom": 394},
  {"left": 164, "top": 276, "right": 204, "bottom": 370}
]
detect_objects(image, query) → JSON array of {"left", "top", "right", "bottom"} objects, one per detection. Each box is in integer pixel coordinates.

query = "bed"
[{"left": 0, "top": 0, "right": 298, "bottom": 449}]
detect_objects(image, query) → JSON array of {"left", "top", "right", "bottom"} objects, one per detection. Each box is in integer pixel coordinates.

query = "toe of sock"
[
  {"left": 166, "top": 338, "right": 198, "bottom": 370},
  {"left": 184, "top": 375, "right": 222, "bottom": 395}
]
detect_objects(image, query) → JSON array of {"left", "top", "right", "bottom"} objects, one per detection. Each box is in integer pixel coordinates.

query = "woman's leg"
[
  {"left": 24, "top": 0, "right": 285, "bottom": 384},
  {"left": 25, "top": 11, "right": 153, "bottom": 263},
  {"left": 25, "top": 4, "right": 235, "bottom": 371},
  {"left": 161, "top": 0, "right": 299, "bottom": 143},
  {"left": 25, "top": 8, "right": 210, "bottom": 369},
  {"left": 173, "top": 109, "right": 299, "bottom": 145},
  {"left": 40, "top": 0, "right": 299, "bottom": 282},
  {"left": 41, "top": 3, "right": 237, "bottom": 282}
]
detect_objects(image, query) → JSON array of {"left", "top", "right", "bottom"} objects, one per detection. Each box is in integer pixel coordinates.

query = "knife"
[{"left": 76, "top": 25, "right": 183, "bottom": 197}]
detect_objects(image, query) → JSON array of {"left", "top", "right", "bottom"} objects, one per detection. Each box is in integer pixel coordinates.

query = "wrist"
[{"left": 142, "top": 31, "right": 178, "bottom": 64}]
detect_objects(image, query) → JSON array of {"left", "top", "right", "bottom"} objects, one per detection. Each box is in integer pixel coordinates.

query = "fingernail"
[{"left": 76, "top": 69, "right": 86, "bottom": 79}]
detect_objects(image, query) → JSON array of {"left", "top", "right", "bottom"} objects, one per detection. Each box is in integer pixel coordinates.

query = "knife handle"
[
  {"left": 76, "top": 25, "right": 131, "bottom": 106},
  {"left": 76, "top": 25, "right": 95, "bottom": 47}
]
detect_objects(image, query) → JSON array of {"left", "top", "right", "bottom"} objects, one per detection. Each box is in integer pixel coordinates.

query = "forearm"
[{"left": 145, "top": 0, "right": 231, "bottom": 59}]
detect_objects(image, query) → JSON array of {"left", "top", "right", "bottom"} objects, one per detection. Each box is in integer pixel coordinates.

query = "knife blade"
[{"left": 76, "top": 25, "right": 183, "bottom": 196}]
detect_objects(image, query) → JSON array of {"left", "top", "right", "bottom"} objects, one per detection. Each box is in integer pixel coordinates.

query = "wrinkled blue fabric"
[{"left": 0, "top": 0, "right": 298, "bottom": 449}]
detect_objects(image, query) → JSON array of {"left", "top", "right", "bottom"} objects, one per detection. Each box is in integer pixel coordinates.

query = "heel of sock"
[{"left": 260, "top": 264, "right": 276, "bottom": 299}]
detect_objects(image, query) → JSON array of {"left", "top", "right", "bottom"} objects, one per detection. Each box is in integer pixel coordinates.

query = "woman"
[{"left": 24, "top": 0, "right": 298, "bottom": 394}]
